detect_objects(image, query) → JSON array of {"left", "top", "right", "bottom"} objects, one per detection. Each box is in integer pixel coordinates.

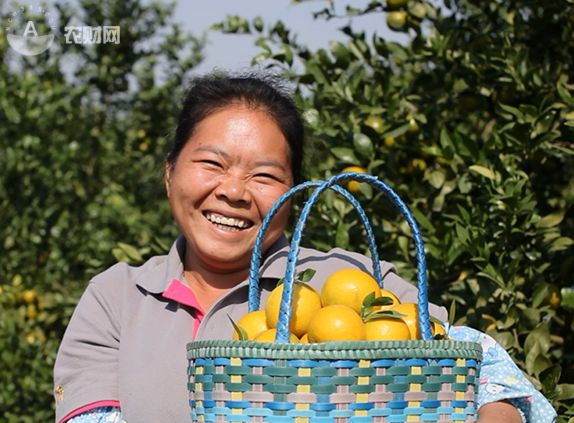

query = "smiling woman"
[
  {"left": 53, "top": 73, "right": 555, "bottom": 423},
  {"left": 165, "top": 93, "right": 296, "bottom": 309}
]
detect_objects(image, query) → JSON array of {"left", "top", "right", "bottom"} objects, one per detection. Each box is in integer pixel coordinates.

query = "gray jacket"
[{"left": 54, "top": 235, "right": 446, "bottom": 422}]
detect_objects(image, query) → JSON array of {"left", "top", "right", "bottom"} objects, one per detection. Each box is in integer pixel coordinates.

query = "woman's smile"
[{"left": 203, "top": 211, "right": 254, "bottom": 232}]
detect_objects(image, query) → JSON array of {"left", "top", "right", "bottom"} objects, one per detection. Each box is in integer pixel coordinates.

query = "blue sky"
[{"left": 173, "top": 0, "right": 403, "bottom": 73}]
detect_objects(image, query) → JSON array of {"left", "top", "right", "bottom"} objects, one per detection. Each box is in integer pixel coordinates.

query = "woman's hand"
[{"left": 477, "top": 401, "right": 522, "bottom": 423}]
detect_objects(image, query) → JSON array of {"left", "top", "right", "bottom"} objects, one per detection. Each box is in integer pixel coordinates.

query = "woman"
[{"left": 54, "top": 73, "right": 555, "bottom": 422}]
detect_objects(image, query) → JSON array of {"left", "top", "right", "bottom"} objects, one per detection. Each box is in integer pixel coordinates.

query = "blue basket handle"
[
  {"left": 248, "top": 180, "right": 383, "bottom": 312},
  {"left": 276, "top": 172, "right": 433, "bottom": 342}
]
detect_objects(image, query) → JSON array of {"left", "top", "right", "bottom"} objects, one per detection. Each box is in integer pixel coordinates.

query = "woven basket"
[{"left": 188, "top": 173, "right": 482, "bottom": 422}]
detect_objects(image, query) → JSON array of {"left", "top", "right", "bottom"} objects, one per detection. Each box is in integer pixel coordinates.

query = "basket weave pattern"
[{"left": 188, "top": 340, "right": 481, "bottom": 422}]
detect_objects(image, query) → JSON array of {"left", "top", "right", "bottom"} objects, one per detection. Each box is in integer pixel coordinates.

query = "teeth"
[{"left": 206, "top": 213, "right": 250, "bottom": 229}]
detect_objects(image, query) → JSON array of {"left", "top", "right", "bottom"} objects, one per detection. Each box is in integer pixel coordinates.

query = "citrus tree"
[
  {"left": 216, "top": 0, "right": 574, "bottom": 419},
  {"left": 0, "top": 0, "right": 202, "bottom": 420}
]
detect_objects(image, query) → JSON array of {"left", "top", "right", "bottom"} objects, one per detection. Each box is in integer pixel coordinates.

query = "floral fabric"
[{"left": 449, "top": 325, "right": 557, "bottom": 423}]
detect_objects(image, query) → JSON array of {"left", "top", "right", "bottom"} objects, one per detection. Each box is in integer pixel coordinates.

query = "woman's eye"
[
  {"left": 201, "top": 160, "right": 222, "bottom": 167},
  {"left": 255, "top": 173, "right": 280, "bottom": 181}
]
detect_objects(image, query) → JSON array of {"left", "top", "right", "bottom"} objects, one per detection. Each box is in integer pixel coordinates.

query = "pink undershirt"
[{"left": 60, "top": 279, "right": 204, "bottom": 422}]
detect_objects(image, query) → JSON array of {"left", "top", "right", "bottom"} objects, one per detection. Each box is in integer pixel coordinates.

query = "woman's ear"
[{"left": 164, "top": 162, "right": 172, "bottom": 198}]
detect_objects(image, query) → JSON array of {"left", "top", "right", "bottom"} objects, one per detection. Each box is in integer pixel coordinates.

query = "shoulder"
[
  {"left": 298, "top": 246, "right": 394, "bottom": 274},
  {"left": 90, "top": 254, "right": 168, "bottom": 289}
]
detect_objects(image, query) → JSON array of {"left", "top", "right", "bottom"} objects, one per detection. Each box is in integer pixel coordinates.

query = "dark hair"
[{"left": 168, "top": 73, "right": 305, "bottom": 184}]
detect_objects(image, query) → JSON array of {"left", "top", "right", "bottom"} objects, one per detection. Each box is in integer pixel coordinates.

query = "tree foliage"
[
  {"left": 0, "top": 0, "right": 202, "bottom": 420},
  {"left": 217, "top": 0, "right": 574, "bottom": 419}
]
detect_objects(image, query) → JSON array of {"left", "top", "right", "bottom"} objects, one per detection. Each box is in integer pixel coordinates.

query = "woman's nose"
[{"left": 214, "top": 174, "right": 250, "bottom": 205}]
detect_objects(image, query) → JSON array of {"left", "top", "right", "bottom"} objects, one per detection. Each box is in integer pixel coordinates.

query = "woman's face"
[{"left": 165, "top": 105, "right": 294, "bottom": 274}]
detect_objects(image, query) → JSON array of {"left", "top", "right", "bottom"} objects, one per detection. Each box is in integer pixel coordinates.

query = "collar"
[{"left": 136, "top": 234, "right": 292, "bottom": 296}]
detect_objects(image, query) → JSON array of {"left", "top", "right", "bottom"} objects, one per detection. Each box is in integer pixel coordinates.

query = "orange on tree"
[
  {"left": 321, "top": 268, "right": 381, "bottom": 314},
  {"left": 364, "top": 315, "right": 411, "bottom": 341},
  {"left": 254, "top": 328, "right": 299, "bottom": 343},
  {"left": 20, "top": 288, "right": 38, "bottom": 305},
  {"left": 406, "top": 114, "right": 420, "bottom": 134},
  {"left": 384, "top": 136, "right": 395, "bottom": 147},
  {"left": 307, "top": 304, "right": 365, "bottom": 342},
  {"left": 386, "top": 11, "right": 408, "bottom": 30},
  {"left": 231, "top": 310, "right": 268, "bottom": 340},
  {"left": 364, "top": 115, "right": 386, "bottom": 134},
  {"left": 341, "top": 166, "right": 367, "bottom": 194},
  {"left": 265, "top": 282, "right": 322, "bottom": 337}
]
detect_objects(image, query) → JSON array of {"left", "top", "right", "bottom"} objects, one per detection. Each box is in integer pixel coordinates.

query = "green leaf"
[
  {"left": 469, "top": 165, "right": 496, "bottom": 180},
  {"left": 296, "top": 268, "right": 316, "bottom": 283},
  {"left": 353, "top": 133, "right": 374, "bottom": 158},
  {"left": 369, "top": 296, "right": 396, "bottom": 306},
  {"left": 112, "top": 242, "right": 144, "bottom": 264},
  {"left": 335, "top": 220, "right": 350, "bottom": 247},
  {"left": 362, "top": 292, "right": 376, "bottom": 308},
  {"left": 525, "top": 324, "right": 551, "bottom": 355},
  {"left": 448, "top": 300, "right": 456, "bottom": 326},
  {"left": 532, "top": 284, "right": 552, "bottom": 308},
  {"left": 381, "top": 123, "right": 410, "bottom": 139},
  {"left": 555, "top": 384, "right": 574, "bottom": 400},
  {"left": 427, "top": 169, "right": 446, "bottom": 189},
  {"left": 359, "top": 182, "right": 373, "bottom": 199},
  {"left": 561, "top": 287, "right": 574, "bottom": 309},
  {"left": 540, "top": 365, "right": 561, "bottom": 395},
  {"left": 537, "top": 210, "right": 565, "bottom": 228},
  {"left": 331, "top": 147, "right": 357, "bottom": 163},
  {"left": 363, "top": 310, "right": 406, "bottom": 322},
  {"left": 228, "top": 314, "right": 247, "bottom": 340},
  {"left": 549, "top": 237, "right": 574, "bottom": 252},
  {"left": 412, "top": 207, "right": 435, "bottom": 234}
]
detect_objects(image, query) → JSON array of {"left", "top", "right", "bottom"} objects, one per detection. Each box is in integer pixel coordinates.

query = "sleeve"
[
  {"left": 66, "top": 406, "right": 123, "bottom": 423},
  {"left": 54, "top": 280, "right": 121, "bottom": 423},
  {"left": 448, "top": 325, "right": 557, "bottom": 423}
]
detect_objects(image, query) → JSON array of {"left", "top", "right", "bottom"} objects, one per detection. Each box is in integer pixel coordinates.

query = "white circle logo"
[{"left": 5, "top": 4, "right": 57, "bottom": 56}]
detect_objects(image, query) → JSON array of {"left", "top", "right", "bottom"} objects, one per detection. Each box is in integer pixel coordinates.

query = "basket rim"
[{"left": 187, "top": 339, "right": 483, "bottom": 361}]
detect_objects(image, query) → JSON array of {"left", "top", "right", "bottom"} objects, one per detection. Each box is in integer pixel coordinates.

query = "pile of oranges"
[{"left": 231, "top": 268, "right": 447, "bottom": 343}]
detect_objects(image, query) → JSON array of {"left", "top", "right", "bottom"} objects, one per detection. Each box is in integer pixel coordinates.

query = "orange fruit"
[
  {"left": 265, "top": 282, "right": 322, "bottom": 337},
  {"left": 341, "top": 166, "right": 367, "bottom": 194},
  {"left": 321, "top": 268, "right": 381, "bottom": 314},
  {"left": 20, "top": 289, "right": 38, "bottom": 304},
  {"left": 432, "top": 321, "right": 447, "bottom": 338},
  {"left": 300, "top": 333, "right": 309, "bottom": 343},
  {"left": 364, "top": 115, "right": 386, "bottom": 134},
  {"left": 232, "top": 310, "right": 268, "bottom": 340},
  {"left": 387, "top": 11, "right": 407, "bottom": 30},
  {"left": 407, "top": 115, "right": 420, "bottom": 134},
  {"left": 254, "top": 328, "right": 299, "bottom": 343},
  {"left": 307, "top": 305, "right": 365, "bottom": 342},
  {"left": 364, "top": 316, "right": 411, "bottom": 341},
  {"left": 390, "top": 303, "right": 420, "bottom": 339}
]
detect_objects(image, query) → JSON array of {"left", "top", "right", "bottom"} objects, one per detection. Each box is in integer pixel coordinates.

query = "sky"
[{"left": 172, "top": 0, "right": 403, "bottom": 73}]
